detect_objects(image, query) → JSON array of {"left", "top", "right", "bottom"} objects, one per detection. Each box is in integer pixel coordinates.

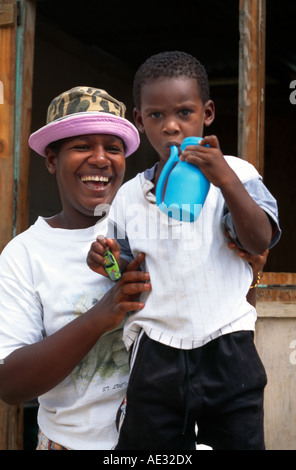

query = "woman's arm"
[{"left": 0, "top": 254, "right": 150, "bottom": 405}]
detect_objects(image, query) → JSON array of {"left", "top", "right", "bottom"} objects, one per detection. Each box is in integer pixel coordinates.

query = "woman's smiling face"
[{"left": 45, "top": 133, "right": 126, "bottom": 229}]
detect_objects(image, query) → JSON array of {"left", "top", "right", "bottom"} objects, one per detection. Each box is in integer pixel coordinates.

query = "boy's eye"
[
  {"left": 179, "top": 109, "right": 191, "bottom": 117},
  {"left": 150, "top": 112, "right": 162, "bottom": 119}
]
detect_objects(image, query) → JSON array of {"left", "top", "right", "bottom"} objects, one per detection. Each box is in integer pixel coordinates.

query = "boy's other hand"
[{"left": 87, "top": 236, "right": 121, "bottom": 277}]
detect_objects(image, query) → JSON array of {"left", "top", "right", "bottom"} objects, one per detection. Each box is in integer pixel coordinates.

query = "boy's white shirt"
[
  {"left": 109, "top": 155, "right": 276, "bottom": 351},
  {"left": 0, "top": 217, "right": 129, "bottom": 450}
]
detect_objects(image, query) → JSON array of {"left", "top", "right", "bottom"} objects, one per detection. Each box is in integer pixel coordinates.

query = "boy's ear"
[
  {"left": 45, "top": 146, "right": 58, "bottom": 174},
  {"left": 133, "top": 107, "right": 145, "bottom": 133},
  {"left": 204, "top": 100, "right": 215, "bottom": 127}
]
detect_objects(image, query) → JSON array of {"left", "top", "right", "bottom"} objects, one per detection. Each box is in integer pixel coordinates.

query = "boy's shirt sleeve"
[{"left": 223, "top": 177, "right": 282, "bottom": 249}]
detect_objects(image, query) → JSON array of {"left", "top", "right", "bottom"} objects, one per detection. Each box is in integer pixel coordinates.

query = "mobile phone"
[{"left": 103, "top": 249, "right": 121, "bottom": 281}]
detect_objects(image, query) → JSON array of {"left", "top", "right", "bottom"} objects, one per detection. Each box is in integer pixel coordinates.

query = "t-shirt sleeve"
[
  {"left": 0, "top": 241, "right": 44, "bottom": 360},
  {"left": 223, "top": 177, "right": 281, "bottom": 249}
]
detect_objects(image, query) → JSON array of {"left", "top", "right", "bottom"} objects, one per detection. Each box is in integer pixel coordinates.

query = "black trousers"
[{"left": 115, "top": 331, "right": 267, "bottom": 450}]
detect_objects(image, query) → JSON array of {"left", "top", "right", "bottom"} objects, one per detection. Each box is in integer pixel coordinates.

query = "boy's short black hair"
[{"left": 133, "top": 51, "right": 210, "bottom": 109}]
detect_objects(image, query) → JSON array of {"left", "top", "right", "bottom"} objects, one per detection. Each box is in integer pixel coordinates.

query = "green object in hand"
[{"left": 104, "top": 249, "right": 121, "bottom": 281}]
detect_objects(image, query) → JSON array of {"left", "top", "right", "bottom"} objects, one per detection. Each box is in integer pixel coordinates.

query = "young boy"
[
  {"left": 0, "top": 86, "right": 151, "bottom": 450},
  {"left": 88, "top": 52, "right": 281, "bottom": 450}
]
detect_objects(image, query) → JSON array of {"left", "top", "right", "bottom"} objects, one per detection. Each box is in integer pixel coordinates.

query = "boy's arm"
[
  {"left": 219, "top": 173, "right": 272, "bottom": 255},
  {"left": 181, "top": 135, "right": 272, "bottom": 255}
]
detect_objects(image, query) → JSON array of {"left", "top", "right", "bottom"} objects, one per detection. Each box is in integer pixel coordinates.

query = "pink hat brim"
[{"left": 29, "top": 112, "right": 140, "bottom": 157}]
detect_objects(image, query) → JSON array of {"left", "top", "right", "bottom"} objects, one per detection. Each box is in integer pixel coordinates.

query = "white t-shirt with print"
[{"left": 0, "top": 217, "right": 129, "bottom": 450}]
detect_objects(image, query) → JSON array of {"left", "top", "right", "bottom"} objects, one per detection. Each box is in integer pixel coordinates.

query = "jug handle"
[{"left": 156, "top": 145, "right": 179, "bottom": 206}]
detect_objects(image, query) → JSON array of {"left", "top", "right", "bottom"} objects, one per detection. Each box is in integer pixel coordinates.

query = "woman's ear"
[
  {"left": 133, "top": 107, "right": 145, "bottom": 133},
  {"left": 45, "top": 146, "right": 58, "bottom": 174},
  {"left": 204, "top": 100, "right": 215, "bottom": 128}
]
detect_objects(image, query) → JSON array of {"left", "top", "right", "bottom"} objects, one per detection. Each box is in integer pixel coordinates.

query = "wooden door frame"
[
  {"left": 239, "top": 0, "right": 294, "bottom": 296},
  {"left": 0, "top": 0, "right": 35, "bottom": 450}
]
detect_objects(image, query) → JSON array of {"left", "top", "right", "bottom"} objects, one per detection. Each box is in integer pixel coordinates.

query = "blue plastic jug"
[{"left": 156, "top": 137, "right": 210, "bottom": 222}]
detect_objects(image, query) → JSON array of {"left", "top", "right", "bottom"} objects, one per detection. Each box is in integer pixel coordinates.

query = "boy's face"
[
  {"left": 45, "top": 134, "right": 126, "bottom": 228},
  {"left": 134, "top": 77, "right": 214, "bottom": 168}
]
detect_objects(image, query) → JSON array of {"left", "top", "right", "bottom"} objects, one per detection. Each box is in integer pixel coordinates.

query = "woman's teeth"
[{"left": 81, "top": 176, "right": 109, "bottom": 183}]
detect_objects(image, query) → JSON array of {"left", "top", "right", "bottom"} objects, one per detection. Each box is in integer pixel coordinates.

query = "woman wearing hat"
[{"left": 0, "top": 87, "right": 151, "bottom": 450}]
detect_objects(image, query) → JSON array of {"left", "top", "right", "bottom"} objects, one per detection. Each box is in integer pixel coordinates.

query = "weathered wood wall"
[{"left": 0, "top": 0, "right": 35, "bottom": 450}]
